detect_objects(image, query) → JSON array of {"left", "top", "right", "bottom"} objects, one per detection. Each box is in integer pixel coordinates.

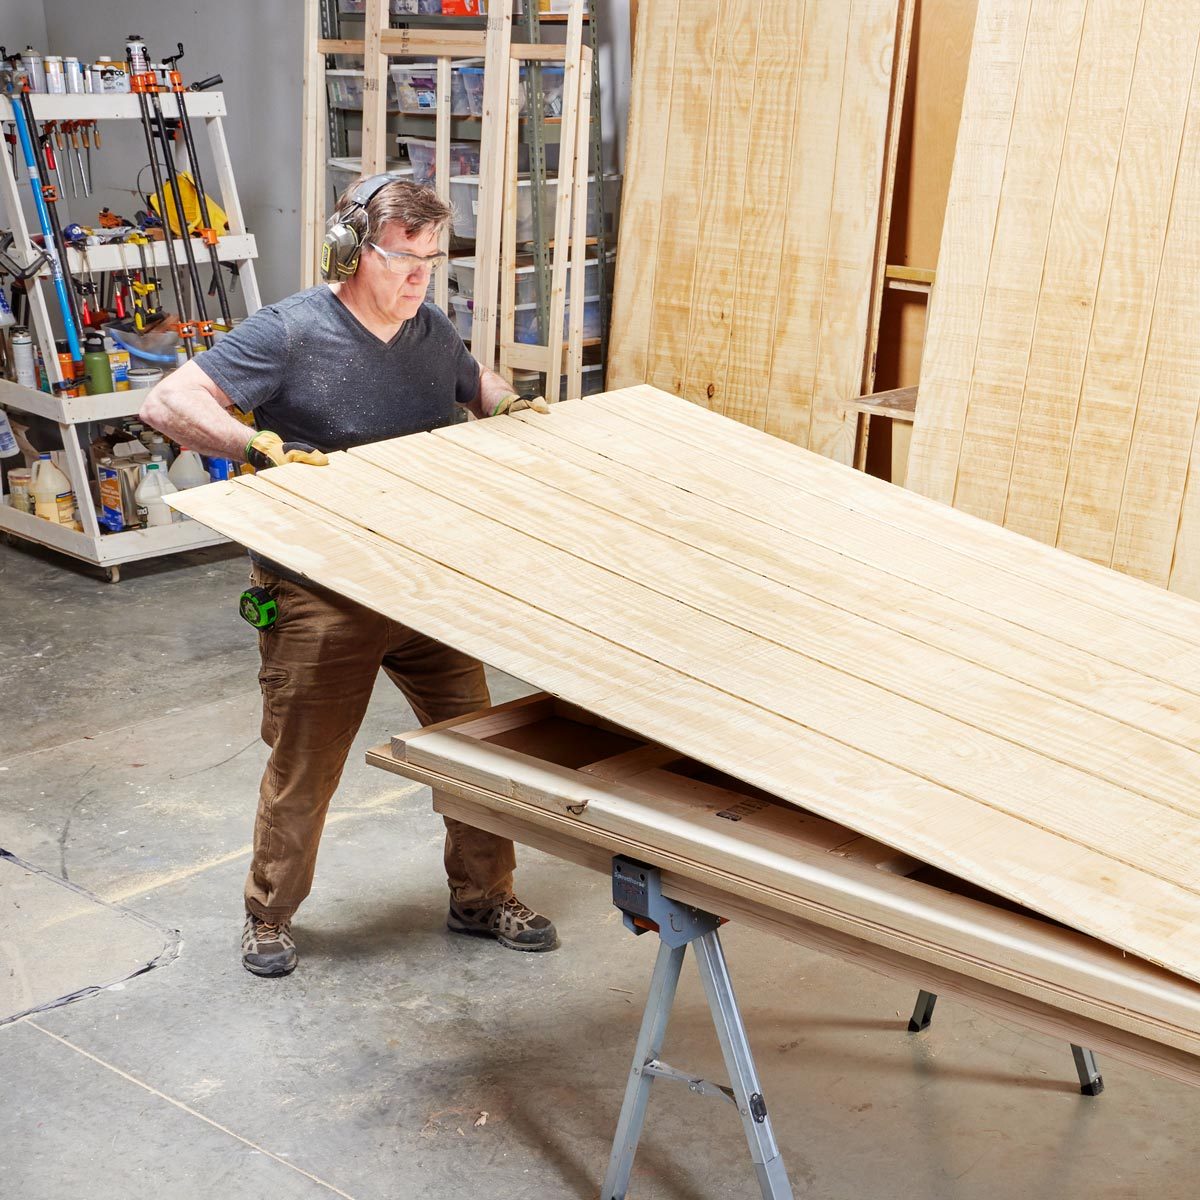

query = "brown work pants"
[{"left": 244, "top": 564, "right": 516, "bottom": 921}]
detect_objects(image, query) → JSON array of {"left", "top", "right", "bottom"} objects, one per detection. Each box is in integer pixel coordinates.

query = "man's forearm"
[
  {"left": 140, "top": 376, "right": 252, "bottom": 461},
  {"left": 469, "top": 365, "right": 518, "bottom": 419}
]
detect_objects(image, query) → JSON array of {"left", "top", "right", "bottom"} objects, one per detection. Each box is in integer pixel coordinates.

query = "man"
[{"left": 141, "top": 177, "right": 557, "bottom": 977}]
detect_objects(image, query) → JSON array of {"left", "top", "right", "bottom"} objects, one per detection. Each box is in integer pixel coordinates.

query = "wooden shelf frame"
[{"left": 0, "top": 90, "right": 261, "bottom": 577}]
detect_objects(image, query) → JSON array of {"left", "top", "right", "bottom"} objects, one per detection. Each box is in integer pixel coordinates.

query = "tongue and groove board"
[
  {"left": 605, "top": 0, "right": 910, "bottom": 464},
  {"left": 171, "top": 388, "right": 1200, "bottom": 987},
  {"left": 905, "top": 0, "right": 1200, "bottom": 602}
]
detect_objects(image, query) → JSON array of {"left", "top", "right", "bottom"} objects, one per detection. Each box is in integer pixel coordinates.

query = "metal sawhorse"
[
  {"left": 907, "top": 989, "right": 1105, "bottom": 1096},
  {"left": 601, "top": 857, "right": 794, "bottom": 1200}
]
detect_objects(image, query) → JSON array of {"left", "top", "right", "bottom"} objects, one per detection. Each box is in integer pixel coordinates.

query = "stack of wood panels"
[
  {"left": 172, "top": 387, "right": 1200, "bottom": 1003},
  {"left": 905, "top": 0, "right": 1200, "bottom": 601},
  {"left": 607, "top": 0, "right": 911, "bottom": 464}
]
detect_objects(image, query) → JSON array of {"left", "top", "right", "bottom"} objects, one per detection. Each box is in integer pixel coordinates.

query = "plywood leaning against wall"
[
  {"left": 905, "top": 0, "right": 1200, "bottom": 600},
  {"left": 170, "top": 387, "right": 1200, "bottom": 993},
  {"left": 607, "top": 0, "right": 910, "bottom": 464}
]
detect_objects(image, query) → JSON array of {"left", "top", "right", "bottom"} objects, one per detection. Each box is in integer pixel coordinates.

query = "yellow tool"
[
  {"left": 125, "top": 231, "right": 165, "bottom": 332},
  {"left": 148, "top": 171, "right": 229, "bottom": 238}
]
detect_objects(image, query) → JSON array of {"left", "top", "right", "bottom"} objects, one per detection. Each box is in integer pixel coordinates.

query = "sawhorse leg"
[
  {"left": 907, "top": 990, "right": 1105, "bottom": 1096},
  {"left": 603, "top": 857, "right": 794, "bottom": 1200}
]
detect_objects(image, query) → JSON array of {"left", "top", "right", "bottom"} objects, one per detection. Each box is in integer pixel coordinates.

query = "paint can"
[
  {"left": 93, "top": 57, "right": 129, "bottom": 94},
  {"left": 12, "top": 328, "right": 36, "bottom": 390},
  {"left": 44, "top": 55, "right": 65, "bottom": 94},
  {"left": 63, "top": 57, "right": 86, "bottom": 94},
  {"left": 128, "top": 366, "right": 163, "bottom": 392}
]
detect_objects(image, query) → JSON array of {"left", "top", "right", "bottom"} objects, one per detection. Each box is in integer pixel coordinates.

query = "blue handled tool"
[{"left": 8, "top": 86, "right": 82, "bottom": 361}]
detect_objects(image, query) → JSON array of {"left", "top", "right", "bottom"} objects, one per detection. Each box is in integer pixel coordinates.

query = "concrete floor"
[{"left": 1, "top": 535, "right": 1198, "bottom": 1200}]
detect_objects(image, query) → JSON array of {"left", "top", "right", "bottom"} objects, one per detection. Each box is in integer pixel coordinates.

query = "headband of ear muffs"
[{"left": 319, "top": 172, "right": 407, "bottom": 282}]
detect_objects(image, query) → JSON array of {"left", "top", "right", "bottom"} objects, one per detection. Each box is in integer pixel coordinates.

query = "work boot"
[
  {"left": 447, "top": 895, "right": 558, "bottom": 952},
  {"left": 241, "top": 910, "right": 297, "bottom": 977}
]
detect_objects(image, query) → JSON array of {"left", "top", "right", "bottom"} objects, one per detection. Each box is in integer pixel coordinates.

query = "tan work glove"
[
  {"left": 246, "top": 430, "right": 330, "bottom": 471},
  {"left": 486, "top": 393, "right": 550, "bottom": 417}
]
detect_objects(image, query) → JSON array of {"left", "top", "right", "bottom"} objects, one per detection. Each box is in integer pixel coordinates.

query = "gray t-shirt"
[
  {"left": 198, "top": 285, "right": 480, "bottom": 450},
  {"left": 197, "top": 285, "right": 480, "bottom": 585}
]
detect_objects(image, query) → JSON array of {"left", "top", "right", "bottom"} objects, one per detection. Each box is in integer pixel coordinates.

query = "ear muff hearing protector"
[{"left": 319, "top": 172, "right": 406, "bottom": 282}]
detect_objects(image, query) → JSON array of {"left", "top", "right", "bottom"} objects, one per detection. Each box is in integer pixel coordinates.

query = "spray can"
[
  {"left": 125, "top": 36, "right": 150, "bottom": 77},
  {"left": 0, "top": 289, "right": 16, "bottom": 329},
  {"left": 21, "top": 48, "right": 45, "bottom": 93},
  {"left": 44, "top": 55, "right": 65, "bottom": 94},
  {"left": 12, "top": 328, "right": 36, "bottom": 389},
  {"left": 63, "top": 56, "right": 85, "bottom": 94}
]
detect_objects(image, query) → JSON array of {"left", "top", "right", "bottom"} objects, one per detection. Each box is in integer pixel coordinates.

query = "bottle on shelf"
[
  {"left": 31, "top": 453, "right": 81, "bottom": 528},
  {"left": 168, "top": 449, "right": 210, "bottom": 490},
  {"left": 0, "top": 408, "right": 18, "bottom": 458},
  {"left": 83, "top": 334, "right": 114, "bottom": 395},
  {"left": 134, "top": 459, "right": 178, "bottom": 527}
]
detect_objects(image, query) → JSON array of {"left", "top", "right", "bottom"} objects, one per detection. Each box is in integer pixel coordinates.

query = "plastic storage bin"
[
  {"left": 400, "top": 137, "right": 482, "bottom": 187},
  {"left": 461, "top": 64, "right": 564, "bottom": 118},
  {"left": 327, "top": 157, "right": 410, "bottom": 201},
  {"left": 389, "top": 59, "right": 480, "bottom": 116},
  {"left": 514, "top": 296, "right": 601, "bottom": 344},
  {"left": 326, "top": 68, "right": 402, "bottom": 111},
  {"left": 450, "top": 294, "right": 600, "bottom": 344},
  {"left": 339, "top": 0, "right": 440, "bottom": 12},
  {"left": 449, "top": 173, "right": 623, "bottom": 242},
  {"left": 514, "top": 362, "right": 604, "bottom": 399},
  {"left": 451, "top": 253, "right": 614, "bottom": 306}
]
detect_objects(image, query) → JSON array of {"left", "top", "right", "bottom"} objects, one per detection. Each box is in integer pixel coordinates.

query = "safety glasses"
[{"left": 367, "top": 241, "right": 448, "bottom": 275}]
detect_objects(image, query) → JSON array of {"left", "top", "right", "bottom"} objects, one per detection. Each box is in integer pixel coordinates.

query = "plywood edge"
[
  {"left": 431, "top": 789, "right": 1200, "bottom": 1088},
  {"left": 366, "top": 732, "right": 1200, "bottom": 1056}
]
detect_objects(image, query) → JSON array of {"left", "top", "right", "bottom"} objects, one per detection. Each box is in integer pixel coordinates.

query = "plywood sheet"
[
  {"left": 905, "top": 0, "right": 1200, "bottom": 602},
  {"left": 172, "top": 388, "right": 1200, "bottom": 989},
  {"left": 607, "top": 0, "right": 907, "bottom": 464}
]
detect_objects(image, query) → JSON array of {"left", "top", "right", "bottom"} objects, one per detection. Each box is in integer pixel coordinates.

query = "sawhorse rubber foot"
[{"left": 908, "top": 989, "right": 1106, "bottom": 1098}]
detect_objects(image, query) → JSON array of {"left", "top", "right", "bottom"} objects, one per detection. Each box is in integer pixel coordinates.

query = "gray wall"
[
  {"left": 32, "top": 0, "right": 303, "bottom": 304},
  {"left": 1, "top": 0, "right": 49, "bottom": 59},
  {"left": 7, "top": 1, "right": 631, "bottom": 306}
]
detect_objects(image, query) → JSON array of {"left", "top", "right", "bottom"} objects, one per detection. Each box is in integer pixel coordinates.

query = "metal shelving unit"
[
  {"left": 0, "top": 90, "right": 262, "bottom": 581},
  {"left": 318, "top": 0, "right": 612, "bottom": 372}
]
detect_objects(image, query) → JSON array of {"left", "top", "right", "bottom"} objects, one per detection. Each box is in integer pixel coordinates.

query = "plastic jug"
[
  {"left": 134, "top": 460, "right": 178, "bottom": 527},
  {"left": 31, "top": 454, "right": 78, "bottom": 526},
  {"left": 168, "top": 449, "right": 209, "bottom": 490}
]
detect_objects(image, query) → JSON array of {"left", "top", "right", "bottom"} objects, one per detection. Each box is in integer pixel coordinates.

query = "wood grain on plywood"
[
  {"left": 170, "top": 389, "right": 1200, "bottom": 988},
  {"left": 609, "top": 0, "right": 905, "bottom": 464},
  {"left": 906, "top": 0, "right": 1200, "bottom": 603}
]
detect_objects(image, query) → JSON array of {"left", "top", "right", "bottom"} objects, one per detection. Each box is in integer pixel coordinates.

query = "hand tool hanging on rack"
[
  {"left": 52, "top": 122, "right": 74, "bottom": 197},
  {"left": 162, "top": 43, "right": 230, "bottom": 329},
  {"left": 126, "top": 36, "right": 197, "bottom": 358},
  {"left": 128, "top": 36, "right": 214, "bottom": 352},
  {"left": 41, "top": 121, "right": 70, "bottom": 205},
  {"left": 7, "top": 84, "right": 83, "bottom": 363},
  {"left": 66, "top": 121, "right": 89, "bottom": 197},
  {"left": 125, "top": 230, "right": 165, "bottom": 332}
]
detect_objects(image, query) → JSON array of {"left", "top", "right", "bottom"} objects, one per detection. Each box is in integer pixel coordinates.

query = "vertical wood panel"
[
  {"left": 610, "top": 0, "right": 905, "bottom": 462},
  {"left": 1056, "top": 6, "right": 1200, "bottom": 567},
  {"left": 901, "top": 0, "right": 1033, "bottom": 500},
  {"left": 606, "top": 0, "right": 680, "bottom": 389}
]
